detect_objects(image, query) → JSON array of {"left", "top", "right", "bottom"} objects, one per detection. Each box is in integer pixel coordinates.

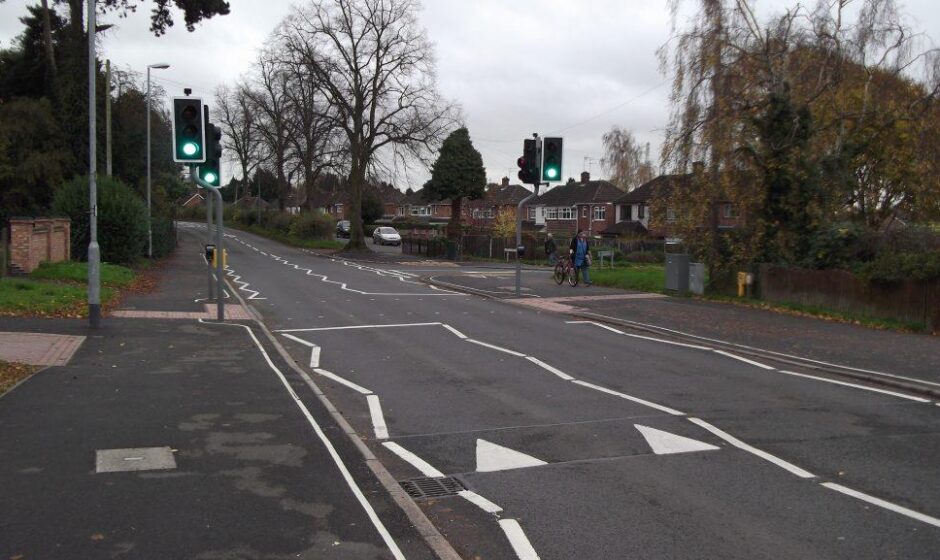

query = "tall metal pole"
[
  {"left": 87, "top": 0, "right": 101, "bottom": 328},
  {"left": 515, "top": 135, "right": 541, "bottom": 297},
  {"left": 206, "top": 186, "right": 214, "bottom": 301},
  {"left": 105, "top": 59, "right": 111, "bottom": 177},
  {"left": 146, "top": 66, "right": 152, "bottom": 258},
  {"left": 192, "top": 167, "right": 224, "bottom": 321}
]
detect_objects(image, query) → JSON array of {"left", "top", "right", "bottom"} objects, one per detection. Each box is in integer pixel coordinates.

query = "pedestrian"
[
  {"left": 568, "top": 229, "right": 592, "bottom": 286},
  {"left": 544, "top": 233, "right": 557, "bottom": 265}
]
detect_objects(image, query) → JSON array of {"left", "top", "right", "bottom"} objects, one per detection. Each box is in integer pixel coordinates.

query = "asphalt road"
[{"left": 208, "top": 224, "right": 940, "bottom": 560}]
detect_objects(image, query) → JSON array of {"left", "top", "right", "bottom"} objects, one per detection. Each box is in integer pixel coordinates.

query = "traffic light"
[
  {"left": 172, "top": 97, "right": 205, "bottom": 163},
  {"left": 199, "top": 123, "right": 222, "bottom": 187},
  {"left": 517, "top": 138, "right": 540, "bottom": 185},
  {"left": 541, "top": 137, "right": 563, "bottom": 182}
]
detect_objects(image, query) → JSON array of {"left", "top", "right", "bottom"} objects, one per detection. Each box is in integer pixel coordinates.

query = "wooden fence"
[{"left": 759, "top": 264, "right": 940, "bottom": 331}]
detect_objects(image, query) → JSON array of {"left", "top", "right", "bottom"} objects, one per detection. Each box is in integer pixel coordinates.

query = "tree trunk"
[
  {"left": 40, "top": 0, "right": 57, "bottom": 80},
  {"left": 345, "top": 160, "right": 368, "bottom": 251},
  {"left": 449, "top": 197, "right": 463, "bottom": 240}
]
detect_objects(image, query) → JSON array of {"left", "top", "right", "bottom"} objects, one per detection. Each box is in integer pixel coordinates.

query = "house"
[
  {"left": 532, "top": 172, "right": 623, "bottom": 237},
  {"left": 396, "top": 189, "right": 452, "bottom": 222},
  {"left": 604, "top": 167, "right": 741, "bottom": 239},
  {"left": 467, "top": 178, "right": 535, "bottom": 227},
  {"left": 308, "top": 182, "right": 406, "bottom": 221},
  {"left": 181, "top": 192, "right": 205, "bottom": 208}
]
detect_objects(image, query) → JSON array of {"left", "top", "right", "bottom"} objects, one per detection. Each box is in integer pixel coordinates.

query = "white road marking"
[
  {"left": 314, "top": 368, "right": 373, "bottom": 395},
  {"left": 571, "top": 380, "right": 685, "bottom": 416},
  {"left": 198, "top": 320, "right": 405, "bottom": 560},
  {"left": 525, "top": 356, "right": 574, "bottom": 381},
  {"left": 368, "top": 395, "right": 390, "bottom": 439},
  {"left": 382, "top": 441, "right": 445, "bottom": 478},
  {"left": 778, "top": 370, "right": 931, "bottom": 403},
  {"left": 458, "top": 490, "right": 503, "bottom": 513},
  {"left": 499, "top": 519, "right": 541, "bottom": 560},
  {"left": 277, "top": 322, "right": 442, "bottom": 333},
  {"left": 688, "top": 417, "right": 815, "bottom": 479},
  {"left": 441, "top": 324, "right": 468, "bottom": 339},
  {"left": 566, "top": 321, "right": 711, "bottom": 350},
  {"left": 578, "top": 312, "right": 940, "bottom": 389},
  {"left": 821, "top": 482, "right": 940, "bottom": 529},
  {"left": 466, "top": 339, "right": 527, "bottom": 357},
  {"left": 713, "top": 350, "right": 776, "bottom": 370},
  {"left": 280, "top": 333, "right": 321, "bottom": 368},
  {"left": 476, "top": 438, "right": 547, "bottom": 472},
  {"left": 635, "top": 424, "right": 720, "bottom": 455}
]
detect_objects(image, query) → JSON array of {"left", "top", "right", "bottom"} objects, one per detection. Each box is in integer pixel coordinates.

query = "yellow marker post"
[{"left": 212, "top": 248, "right": 227, "bottom": 268}]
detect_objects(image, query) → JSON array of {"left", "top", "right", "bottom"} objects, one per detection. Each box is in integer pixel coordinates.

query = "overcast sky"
[{"left": 1, "top": 0, "right": 938, "bottom": 189}]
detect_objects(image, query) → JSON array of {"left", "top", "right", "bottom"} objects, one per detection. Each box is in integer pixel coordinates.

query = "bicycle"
[{"left": 553, "top": 255, "right": 579, "bottom": 287}]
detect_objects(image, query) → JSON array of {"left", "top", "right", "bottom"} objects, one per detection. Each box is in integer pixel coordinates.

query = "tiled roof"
[
  {"left": 483, "top": 183, "right": 533, "bottom": 205},
  {"left": 536, "top": 180, "right": 623, "bottom": 206},
  {"left": 616, "top": 174, "right": 690, "bottom": 204}
]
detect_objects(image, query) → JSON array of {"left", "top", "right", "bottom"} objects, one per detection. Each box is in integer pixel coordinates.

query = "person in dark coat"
[
  {"left": 568, "top": 229, "right": 592, "bottom": 286},
  {"left": 544, "top": 233, "right": 558, "bottom": 265}
]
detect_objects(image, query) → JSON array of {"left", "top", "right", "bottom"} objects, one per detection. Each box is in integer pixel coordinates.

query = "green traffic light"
[
  {"left": 546, "top": 167, "right": 558, "bottom": 179},
  {"left": 204, "top": 172, "right": 217, "bottom": 184},
  {"left": 182, "top": 142, "right": 198, "bottom": 156}
]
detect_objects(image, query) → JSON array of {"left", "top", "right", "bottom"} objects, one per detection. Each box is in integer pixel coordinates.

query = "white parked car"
[{"left": 372, "top": 227, "right": 402, "bottom": 246}]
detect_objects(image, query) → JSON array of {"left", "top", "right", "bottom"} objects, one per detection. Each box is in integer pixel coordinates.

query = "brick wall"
[{"left": 7, "top": 218, "right": 71, "bottom": 274}]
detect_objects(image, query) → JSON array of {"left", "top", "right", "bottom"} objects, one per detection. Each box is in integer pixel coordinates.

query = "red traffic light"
[{"left": 517, "top": 157, "right": 527, "bottom": 168}]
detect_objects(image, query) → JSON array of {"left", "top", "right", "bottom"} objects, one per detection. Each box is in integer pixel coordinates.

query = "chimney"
[
  {"left": 501, "top": 176, "right": 509, "bottom": 187},
  {"left": 692, "top": 161, "right": 705, "bottom": 175},
  {"left": 580, "top": 171, "right": 590, "bottom": 184}
]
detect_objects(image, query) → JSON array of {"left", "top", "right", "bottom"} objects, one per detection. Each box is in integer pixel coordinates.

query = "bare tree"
[
  {"left": 215, "top": 83, "right": 265, "bottom": 202},
  {"left": 601, "top": 126, "right": 655, "bottom": 191},
  {"left": 279, "top": 0, "right": 457, "bottom": 250},
  {"left": 243, "top": 51, "right": 293, "bottom": 210}
]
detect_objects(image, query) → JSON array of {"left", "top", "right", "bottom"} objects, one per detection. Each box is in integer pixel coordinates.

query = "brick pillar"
[
  {"left": 63, "top": 219, "right": 71, "bottom": 261},
  {"left": 9, "top": 219, "right": 32, "bottom": 274}
]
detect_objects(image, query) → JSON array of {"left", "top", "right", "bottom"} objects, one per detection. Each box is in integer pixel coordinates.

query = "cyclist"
[{"left": 568, "top": 229, "right": 592, "bottom": 286}]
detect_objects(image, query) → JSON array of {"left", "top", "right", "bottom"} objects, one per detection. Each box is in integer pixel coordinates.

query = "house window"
[
  {"left": 527, "top": 207, "right": 536, "bottom": 220},
  {"left": 666, "top": 208, "right": 677, "bottom": 223},
  {"left": 545, "top": 207, "right": 557, "bottom": 220},
  {"left": 411, "top": 206, "right": 430, "bottom": 216},
  {"left": 472, "top": 209, "right": 481, "bottom": 219},
  {"left": 581, "top": 206, "right": 588, "bottom": 218},
  {"left": 483, "top": 208, "right": 495, "bottom": 219},
  {"left": 637, "top": 204, "right": 645, "bottom": 220},
  {"left": 592, "top": 206, "right": 606, "bottom": 221},
  {"left": 560, "top": 207, "right": 573, "bottom": 220},
  {"left": 722, "top": 203, "right": 736, "bottom": 219},
  {"left": 397, "top": 207, "right": 405, "bottom": 216}
]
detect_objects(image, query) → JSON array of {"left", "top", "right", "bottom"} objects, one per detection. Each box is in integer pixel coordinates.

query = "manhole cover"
[{"left": 400, "top": 476, "right": 465, "bottom": 500}]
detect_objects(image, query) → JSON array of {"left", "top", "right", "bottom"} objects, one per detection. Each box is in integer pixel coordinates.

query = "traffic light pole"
[
  {"left": 191, "top": 167, "right": 225, "bottom": 322},
  {"left": 206, "top": 187, "right": 214, "bottom": 301},
  {"left": 514, "top": 186, "right": 540, "bottom": 297},
  {"left": 87, "top": 0, "right": 101, "bottom": 328}
]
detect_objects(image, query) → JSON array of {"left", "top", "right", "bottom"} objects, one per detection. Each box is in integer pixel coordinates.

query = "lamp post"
[{"left": 146, "top": 62, "right": 170, "bottom": 258}]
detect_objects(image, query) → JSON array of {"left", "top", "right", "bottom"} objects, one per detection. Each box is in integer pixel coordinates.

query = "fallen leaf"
[{"left": 90, "top": 533, "right": 105, "bottom": 541}]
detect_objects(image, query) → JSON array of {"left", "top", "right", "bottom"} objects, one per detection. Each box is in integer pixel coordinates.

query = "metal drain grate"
[{"left": 400, "top": 476, "right": 465, "bottom": 500}]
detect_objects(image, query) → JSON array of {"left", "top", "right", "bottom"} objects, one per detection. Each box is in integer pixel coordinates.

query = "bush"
[
  {"left": 289, "top": 212, "right": 336, "bottom": 239},
  {"left": 151, "top": 217, "right": 177, "bottom": 258},
  {"left": 625, "top": 251, "right": 665, "bottom": 263},
  {"left": 805, "top": 221, "right": 874, "bottom": 269},
  {"left": 233, "top": 208, "right": 258, "bottom": 227},
  {"left": 261, "top": 210, "right": 293, "bottom": 233},
  {"left": 53, "top": 175, "right": 148, "bottom": 265},
  {"left": 858, "top": 251, "right": 940, "bottom": 283}
]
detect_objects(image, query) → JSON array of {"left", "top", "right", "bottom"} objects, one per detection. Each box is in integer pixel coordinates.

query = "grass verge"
[
  {"left": 0, "top": 361, "right": 39, "bottom": 396},
  {"left": 29, "top": 261, "right": 136, "bottom": 287},
  {"left": 235, "top": 224, "right": 346, "bottom": 251},
  {"left": 589, "top": 264, "right": 666, "bottom": 293}
]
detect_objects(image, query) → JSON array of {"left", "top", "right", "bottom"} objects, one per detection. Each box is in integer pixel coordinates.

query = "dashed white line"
[
  {"left": 368, "top": 394, "right": 390, "bottom": 439},
  {"left": 571, "top": 379, "right": 685, "bottom": 416},
  {"left": 458, "top": 490, "right": 503, "bottom": 514},
  {"left": 441, "top": 324, "right": 468, "bottom": 339},
  {"left": 466, "top": 338, "right": 527, "bottom": 357},
  {"left": 713, "top": 350, "right": 776, "bottom": 370},
  {"left": 688, "top": 417, "right": 816, "bottom": 479},
  {"left": 499, "top": 519, "right": 541, "bottom": 560},
  {"left": 314, "top": 368, "right": 373, "bottom": 395},
  {"left": 382, "top": 441, "right": 445, "bottom": 478},
  {"left": 778, "top": 370, "right": 931, "bottom": 403},
  {"left": 525, "top": 356, "right": 574, "bottom": 381},
  {"left": 821, "top": 482, "right": 940, "bottom": 528}
]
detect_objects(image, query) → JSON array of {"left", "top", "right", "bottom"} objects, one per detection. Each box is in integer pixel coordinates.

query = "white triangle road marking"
[
  {"left": 635, "top": 424, "right": 720, "bottom": 455},
  {"left": 476, "top": 439, "right": 547, "bottom": 473}
]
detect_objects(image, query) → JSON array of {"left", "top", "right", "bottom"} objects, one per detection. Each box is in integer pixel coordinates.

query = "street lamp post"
[{"left": 146, "top": 63, "right": 170, "bottom": 258}]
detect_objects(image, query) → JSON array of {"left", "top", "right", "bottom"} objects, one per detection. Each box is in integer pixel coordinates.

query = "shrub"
[
  {"left": 53, "top": 176, "right": 148, "bottom": 265},
  {"left": 289, "top": 212, "right": 336, "bottom": 239},
  {"left": 262, "top": 210, "right": 293, "bottom": 233},
  {"left": 151, "top": 216, "right": 177, "bottom": 258},
  {"left": 857, "top": 251, "right": 940, "bottom": 284},
  {"left": 804, "top": 221, "right": 874, "bottom": 269},
  {"left": 625, "top": 251, "right": 665, "bottom": 263},
  {"left": 233, "top": 208, "right": 258, "bottom": 227}
]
